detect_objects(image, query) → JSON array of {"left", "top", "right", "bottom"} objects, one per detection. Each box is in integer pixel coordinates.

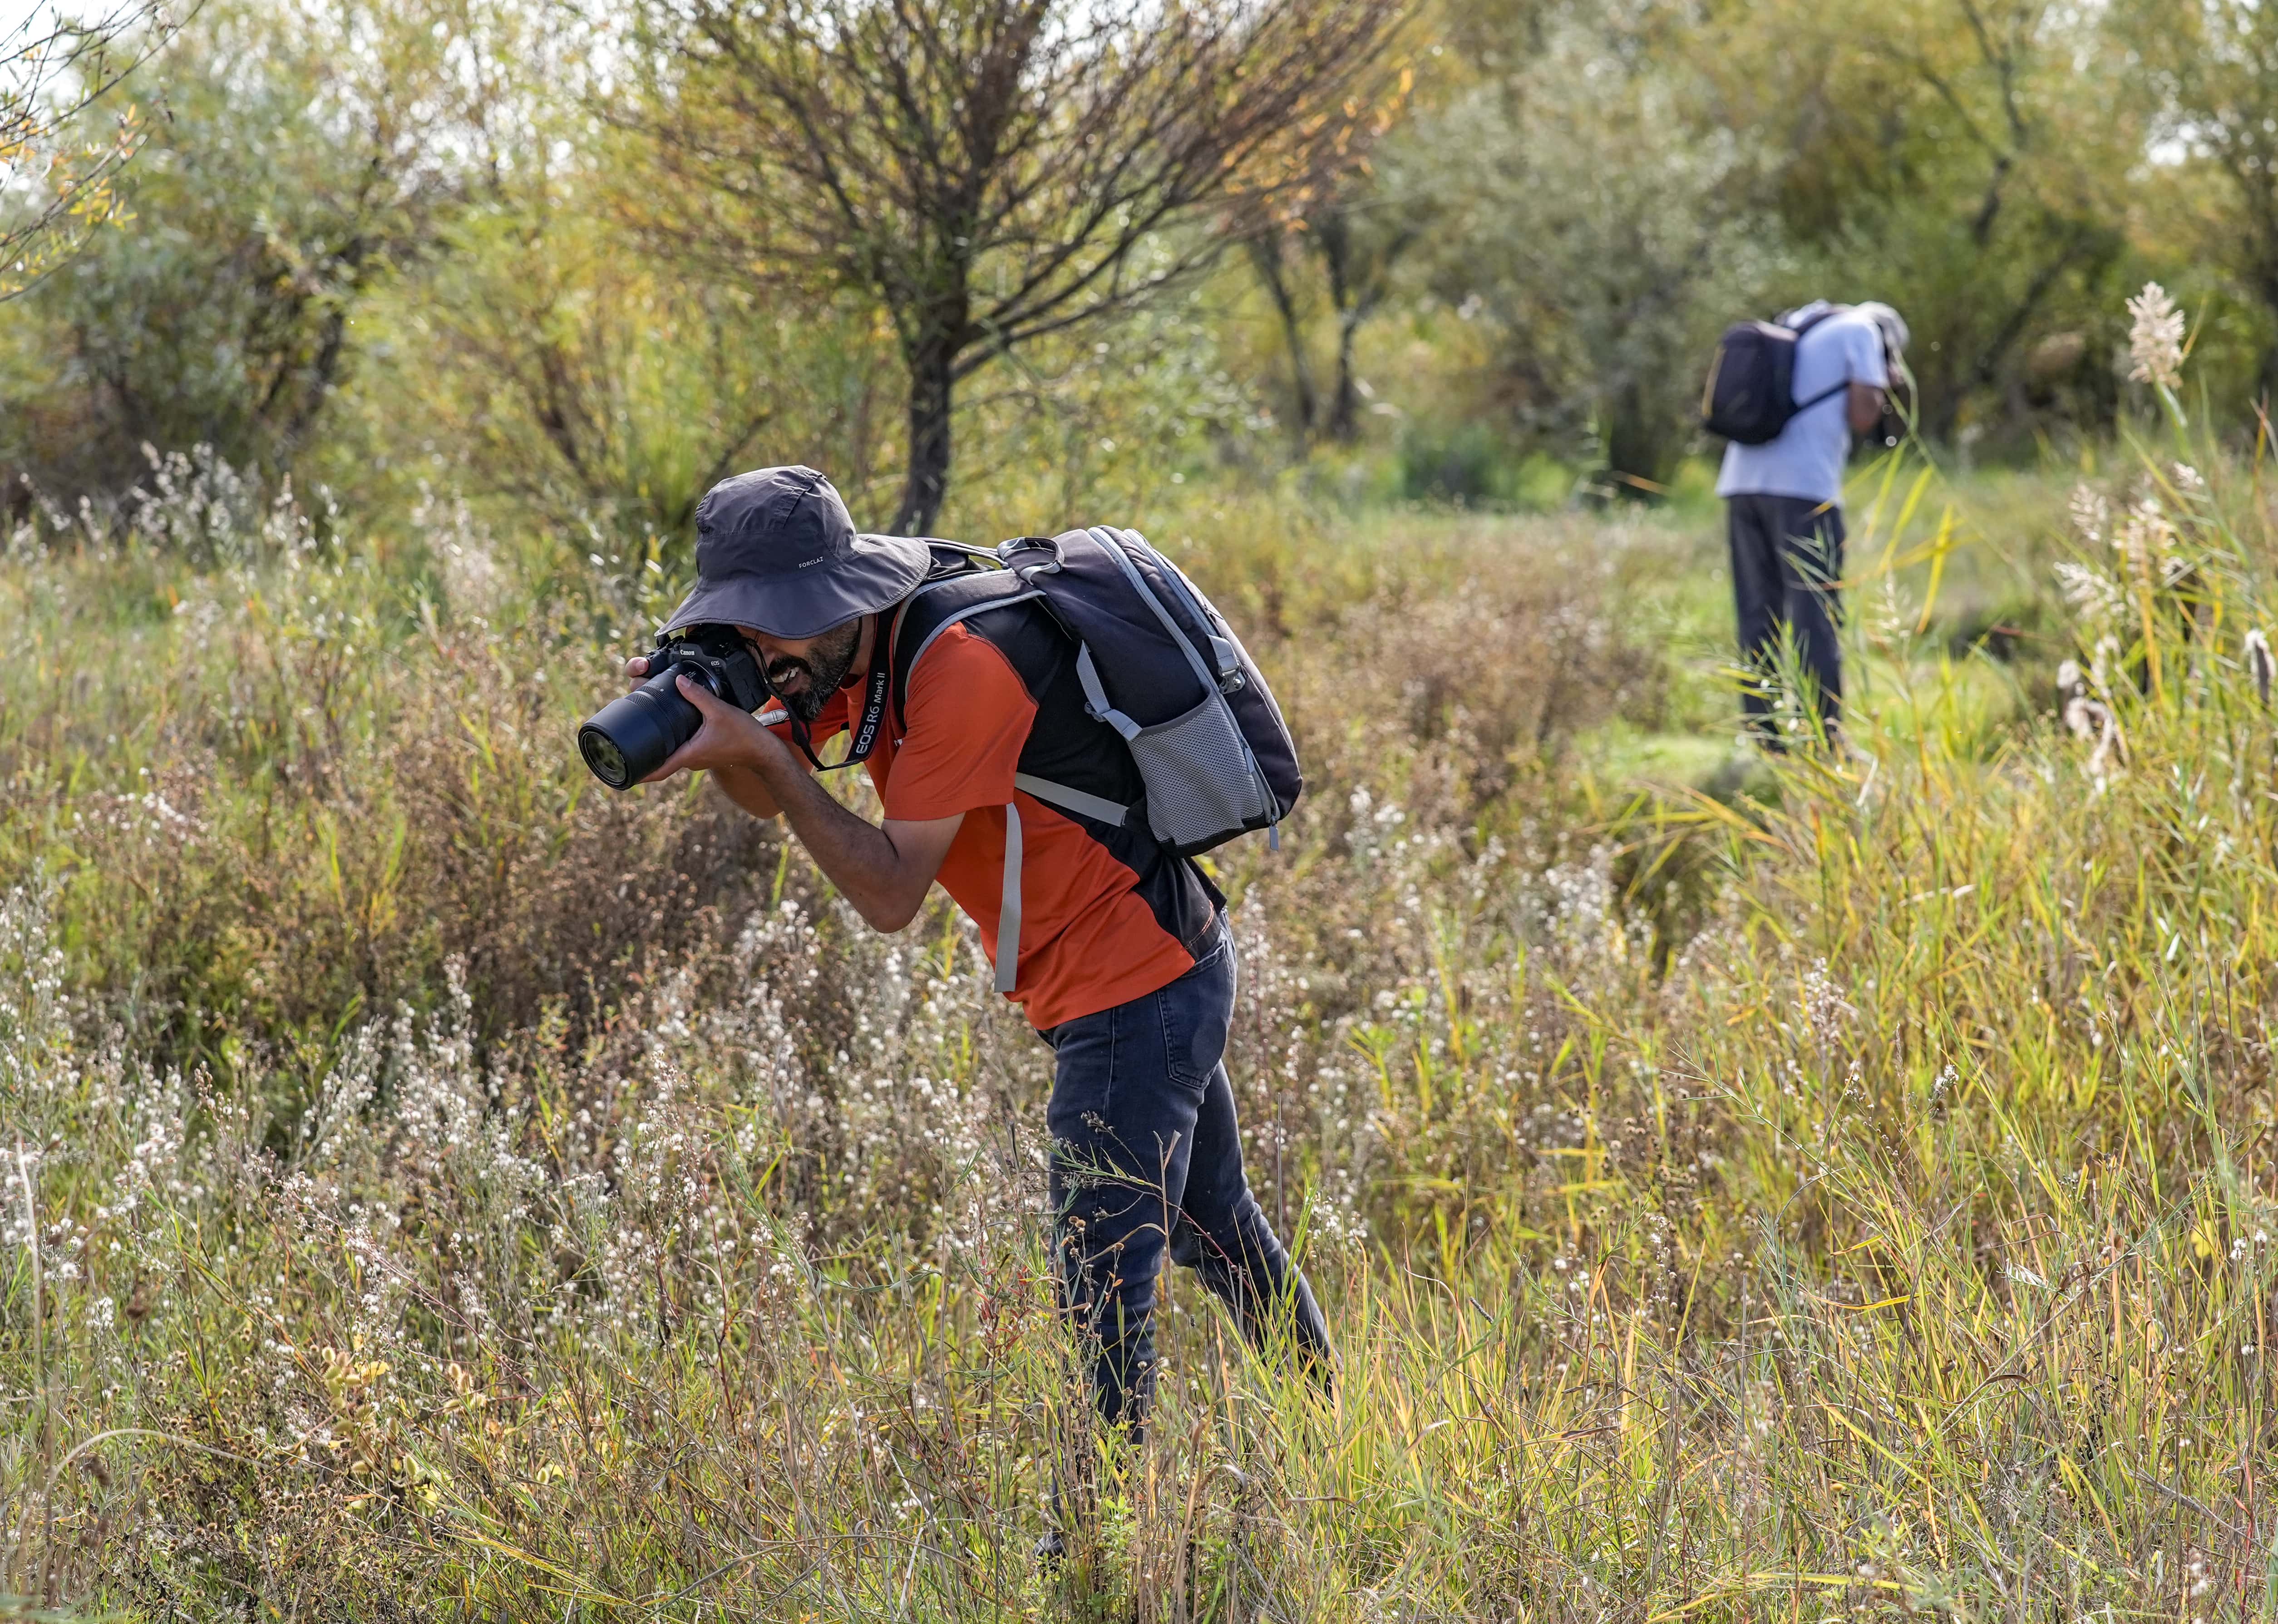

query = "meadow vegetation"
[
  {"left": 9, "top": 0, "right": 2278, "bottom": 1617},
  {"left": 6, "top": 348, "right": 2278, "bottom": 1617}
]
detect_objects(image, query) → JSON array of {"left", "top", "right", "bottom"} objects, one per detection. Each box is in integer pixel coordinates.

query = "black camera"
[{"left": 578, "top": 625, "right": 769, "bottom": 790}]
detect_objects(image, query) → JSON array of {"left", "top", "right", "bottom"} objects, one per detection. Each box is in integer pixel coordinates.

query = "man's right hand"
[{"left": 622, "top": 650, "right": 788, "bottom": 819}]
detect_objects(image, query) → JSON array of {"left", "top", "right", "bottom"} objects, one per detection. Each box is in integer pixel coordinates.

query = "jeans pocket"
[{"left": 1157, "top": 948, "right": 1233, "bottom": 1095}]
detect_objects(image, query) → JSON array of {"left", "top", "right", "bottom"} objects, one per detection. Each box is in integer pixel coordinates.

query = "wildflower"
[
  {"left": 1801, "top": 960, "right": 1855, "bottom": 1043},
  {"left": 2114, "top": 496, "right": 2176, "bottom": 577},
  {"left": 2054, "top": 655, "right": 2121, "bottom": 782},
  {"left": 2091, "top": 635, "right": 2121, "bottom": 698},
  {"left": 2086, "top": 703, "right": 2125, "bottom": 787},
  {"left": 2054, "top": 562, "right": 2122, "bottom": 627},
  {"left": 2246, "top": 628, "right": 2273, "bottom": 709},
  {"left": 1869, "top": 574, "right": 1908, "bottom": 642},
  {"left": 2126, "top": 282, "right": 2186, "bottom": 390},
  {"left": 2068, "top": 483, "right": 2109, "bottom": 547},
  {"left": 2056, "top": 660, "right": 2100, "bottom": 743}
]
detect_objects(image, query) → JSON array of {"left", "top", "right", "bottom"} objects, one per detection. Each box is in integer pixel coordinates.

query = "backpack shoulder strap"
[
  {"left": 877, "top": 542, "right": 1071, "bottom": 1004},
  {"left": 1788, "top": 302, "right": 1850, "bottom": 337},
  {"left": 785, "top": 547, "right": 983, "bottom": 771},
  {"left": 1788, "top": 305, "right": 1858, "bottom": 413},
  {"left": 885, "top": 566, "right": 1047, "bottom": 733},
  {"left": 882, "top": 556, "right": 1137, "bottom": 825}
]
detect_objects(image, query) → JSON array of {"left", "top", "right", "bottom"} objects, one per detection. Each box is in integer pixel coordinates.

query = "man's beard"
[{"left": 766, "top": 620, "right": 862, "bottom": 723}]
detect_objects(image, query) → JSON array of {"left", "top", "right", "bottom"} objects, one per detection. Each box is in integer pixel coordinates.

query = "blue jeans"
[{"left": 1040, "top": 917, "right": 1334, "bottom": 1436}]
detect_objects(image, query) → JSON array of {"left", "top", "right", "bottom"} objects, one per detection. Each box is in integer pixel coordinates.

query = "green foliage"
[
  {"left": 0, "top": 2, "right": 164, "bottom": 300},
  {"left": 1397, "top": 5, "right": 1782, "bottom": 484},
  {"left": 0, "top": 0, "right": 472, "bottom": 502},
  {"left": 933, "top": 290, "right": 1268, "bottom": 541},
  {"left": 2117, "top": 0, "right": 2278, "bottom": 397},
  {"left": 339, "top": 184, "right": 904, "bottom": 553},
  {"left": 1393, "top": 414, "right": 1529, "bottom": 505},
  {"left": 13, "top": 0, "right": 2278, "bottom": 527}
]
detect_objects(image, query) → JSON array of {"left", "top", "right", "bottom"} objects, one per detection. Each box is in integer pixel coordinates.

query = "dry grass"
[{"left": 4, "top": 413, "right": 2278, "bottom": 1619}]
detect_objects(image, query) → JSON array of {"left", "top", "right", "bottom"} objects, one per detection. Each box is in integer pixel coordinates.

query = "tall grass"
[{"left": 5, "top": 334, "right": 2278, "bottom": 1617}]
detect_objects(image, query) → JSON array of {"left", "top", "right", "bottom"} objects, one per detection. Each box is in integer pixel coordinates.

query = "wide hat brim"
[{"left": 664, "top": 532, "right": 932, "bottom": 640}]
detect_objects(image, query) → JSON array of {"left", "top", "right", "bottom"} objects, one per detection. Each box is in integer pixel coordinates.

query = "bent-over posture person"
[
  {"left": 1716, "top": 300, "right": 1908, "bottom": 743},
  {"left": 622, "top": 465, "right": 1333, "bottom": 1547}
]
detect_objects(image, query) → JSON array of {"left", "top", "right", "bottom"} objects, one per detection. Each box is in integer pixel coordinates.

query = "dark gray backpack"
[
  {"left": 881, "top": 526, "right": 1303, "bottom": 993},
  {"left": 999, "top": 526, "right": 1300, "bottom": 850}
]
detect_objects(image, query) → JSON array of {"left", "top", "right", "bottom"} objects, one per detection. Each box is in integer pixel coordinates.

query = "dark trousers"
[
  {"left": 1726, "top": 493, "right": 1846, "bottom": 738},
  {"left": 1040, "top": 917, "right": 1333, "bottom": 1439}
]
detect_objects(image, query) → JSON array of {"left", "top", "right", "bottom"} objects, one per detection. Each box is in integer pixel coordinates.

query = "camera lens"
[
  {"left": 578, "top": 727, "right": 631, "bottom": 788},
  {"left": 576, "top": 660, "right": 706, "bottom": 789}
]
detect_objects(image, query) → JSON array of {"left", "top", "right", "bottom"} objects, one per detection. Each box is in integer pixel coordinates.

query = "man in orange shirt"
[{"left": 624, "top": 466, "right": 1332, "bottom": 1531}]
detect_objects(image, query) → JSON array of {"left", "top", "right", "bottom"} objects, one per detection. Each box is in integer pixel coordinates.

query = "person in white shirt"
[{"left": 1715, "top": 300, "right": 1908, "bottom": 744}]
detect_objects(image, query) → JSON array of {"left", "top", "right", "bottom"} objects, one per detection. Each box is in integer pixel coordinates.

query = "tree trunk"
[
  {"left": 1313, "top": 209, "right": 1415, "bottom": 445},
  {"left": 1244, "top": 236, "right": 1317, "bottom": 447},
  {"left": 1318, "top": 212, "right": 1361, "bottom": 443},
  {"left": 1602, "top": 378, "right": 1679, "bottom": 495},
  {"left": 1329, "top": 311, "right": 1364, "bottom": 443},
  {"left": 896, "top": 322, "right": 960, "bottom": 536}
]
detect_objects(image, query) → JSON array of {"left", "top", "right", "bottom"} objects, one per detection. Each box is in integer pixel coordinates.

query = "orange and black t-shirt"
[{"left": 768, "top": 601, "right": 1223, "bottom": 1030}]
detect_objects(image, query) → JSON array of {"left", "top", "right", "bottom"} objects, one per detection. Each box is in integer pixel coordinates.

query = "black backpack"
[
  {"left": 1701, "top": 306, "right": 1849, "bottom": 444},
  {"left": 808, "top": 527, "right": 1302, "bottom": 994}
]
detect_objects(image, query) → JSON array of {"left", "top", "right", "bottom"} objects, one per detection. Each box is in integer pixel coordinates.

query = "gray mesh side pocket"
[{"left": 1129, "top": 692, "right": 1272, "bottom": 848}]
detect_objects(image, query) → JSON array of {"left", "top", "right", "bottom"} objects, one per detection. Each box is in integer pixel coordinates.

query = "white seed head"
[
  {"left": 2246, "top": 628, "right": 2273, "bottom": 708},
  {"left": 2127, "top": 282, "right": 2186, "bottom": 390}
]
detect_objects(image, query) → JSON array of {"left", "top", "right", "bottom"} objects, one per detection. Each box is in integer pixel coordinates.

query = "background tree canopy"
[{"left": 0, "top": 0, "right": 2263, "bottom": 522}]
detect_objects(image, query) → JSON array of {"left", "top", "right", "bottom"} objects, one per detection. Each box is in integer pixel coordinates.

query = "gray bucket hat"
[{"left": 664, "top": 465, "right": 930, "bottom": 640}]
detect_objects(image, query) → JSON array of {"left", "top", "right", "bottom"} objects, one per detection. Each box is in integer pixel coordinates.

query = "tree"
[
  {"left": 362, "top": 189, "right": 902, "bottom": 547},
  {"left": 629, "top": 0, "right": 1408, "bottom": 534},
  {"left": 1696, "top": 0, "right": 2140, "bottom": 443},
  {"left": 1243, "top": 231, "right": 1322, "bottom": 449},
  {"left": 0, "top": 1, "right": 171, "bottom": 300},
  {"left": 1404, "top": 8, "right": 1777, "bottom": 487},
  {"left": 319, "top": 1, "right": 896, "bottom": 545},
  {"left": 0, "top": 0, "right": 489, "bottom": 499},
  {"left": 1241, "top": 188, "right": 1421, "bottom": 450},
  {"left": 1236, "top": 77, "right": 1421, "bottom": 451},
  {"left": 1312, "top": 197, "right": 1419, "bottom": 443},
  {"left": 2122, "top": 1, "right": 2278, "bottom": 402}
]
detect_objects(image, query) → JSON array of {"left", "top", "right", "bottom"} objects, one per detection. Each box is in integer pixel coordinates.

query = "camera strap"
[{"left": 784, "top": 655, "right": 892, "bottom": 773}]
